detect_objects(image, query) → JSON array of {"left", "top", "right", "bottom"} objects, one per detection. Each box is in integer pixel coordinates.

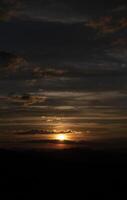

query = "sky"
[{"left": 0, "top": 0, "right": 127, "bottom": 150}]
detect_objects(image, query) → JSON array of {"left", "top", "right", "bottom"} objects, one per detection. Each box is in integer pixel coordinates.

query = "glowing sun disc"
[{"left": 57, "top": 134, "right": 66, "bottom": 141}]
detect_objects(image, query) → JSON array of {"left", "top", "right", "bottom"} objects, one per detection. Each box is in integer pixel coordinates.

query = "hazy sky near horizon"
[{"left": 0, "top": 0, "right": 127, "bottom": 149}]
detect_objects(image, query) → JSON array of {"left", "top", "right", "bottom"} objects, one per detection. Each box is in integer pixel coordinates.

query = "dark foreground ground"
[{"left": 0, "top": 147, "right": 127, "bottom": 197}]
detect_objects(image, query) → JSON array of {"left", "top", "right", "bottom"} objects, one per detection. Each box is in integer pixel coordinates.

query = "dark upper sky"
[
  {"left": 0, "top": 0, "right": 127, "bottom": 149},
  {"left": 0, "top": 0, "right": 127, "bottom": 77}
]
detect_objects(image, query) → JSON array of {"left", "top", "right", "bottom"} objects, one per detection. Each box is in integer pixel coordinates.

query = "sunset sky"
[{"left": 0, "top": 0, "right": 127, "bottom": 150}]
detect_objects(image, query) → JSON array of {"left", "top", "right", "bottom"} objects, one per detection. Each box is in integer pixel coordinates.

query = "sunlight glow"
[{"left": 56, "top": 134, "right": 66, "bottom": 141}]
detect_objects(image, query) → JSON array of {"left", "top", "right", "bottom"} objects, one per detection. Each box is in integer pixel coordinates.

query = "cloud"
[
  {"left": 0, "top": 0, "right": 20, "bottom": 21},
  {"left": 32, "top": 67, "right": 67, "bottom": 78},
  {"left": 14, "top": 0, "right": 127, "bottom": 24},
  {"left": 0, "top": 49, "right": 127, "bottom": 82},
  {"left": 7, "top": 93, "right": 47, "bottom": 107},
  {"left": 0, "top": 51, "right": 68, "bottom": 79},
  {"left": 112, "top": 5, "right": 127, "bottom": 12},
  {"left": 16, "top": 128, "right": 78, "bottom": 135},
  {"left": 0, "top": 51, "right": 27, "bottom": 73},
  {"left": 112, "top": 37, "right": 127, "bottom": 47},
  {"left": 0, "top": 0, "right": 126, "bottom": 25},
  {"left": 13, "top": 0, "right": 89, "bottom": 23},
  {"left": 0, "top": 0, "right": 115, "bottom": 23},
  {"left": 85, "top": 16, "right": 127, "bottom": 35},
  {"left": 110, "top": 37, "right": 127, "bottom": 61},
  {"left": 0, "top": 0, "right": 88, "bottom": 23}
]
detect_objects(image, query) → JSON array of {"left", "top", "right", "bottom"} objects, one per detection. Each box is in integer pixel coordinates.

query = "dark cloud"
[
  {"left": 5, "top": 93, "right": 47, "bottom": 107},
  {"left": 0, "top": 51, "right": 27, "bottom": 73},
  {"left": 0, "top": 16, "right": 127, "bottom": 79},
  {"left": 1, "top": 49, "right": 127, "bottom": 81},
  {"left": 11, "top": 94, "right": 46, "bottom": 107},
  {"left": 0, "top": 0, "right": 126, "bottom": 23},
  {"left": 85, "top": 16, "right": 127, "bottom": 35},
  {"left": 16, "top": 0, "right": 127, "bottom": 24},
  {"left": 112, "top": 37, "right": 127, "bottom": 47},
  {"left": 0, "top": 0, "right": 20, "bottom": 21},
  {"left": 0, "top": 51, "right": 68, "bottom": 79}
]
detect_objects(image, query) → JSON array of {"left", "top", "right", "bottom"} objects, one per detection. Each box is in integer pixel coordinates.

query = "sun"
[{"left": 57, "top": 134, "right": 66, "bottom": 141}]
